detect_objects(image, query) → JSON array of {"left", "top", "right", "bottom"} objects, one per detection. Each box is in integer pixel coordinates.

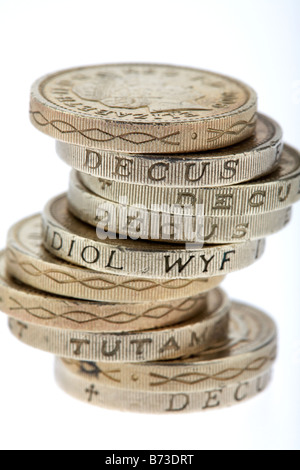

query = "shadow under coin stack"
[{"left": 2, "top": 64, "right": 299, "bottom": 413}]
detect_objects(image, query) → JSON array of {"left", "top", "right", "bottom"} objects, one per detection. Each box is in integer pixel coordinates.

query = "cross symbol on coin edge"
[{"left": 85, "top": 384, "right": 99, "bottom": 402}]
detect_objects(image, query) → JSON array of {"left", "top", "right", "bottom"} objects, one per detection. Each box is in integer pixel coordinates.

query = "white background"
[{"left": 0, "top": 0, "right": 299, "bottom": 451}]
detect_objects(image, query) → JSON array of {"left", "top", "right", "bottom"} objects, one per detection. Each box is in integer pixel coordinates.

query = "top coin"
[{"left": 30, "top": 64, "right": 257, "bottom": 153}]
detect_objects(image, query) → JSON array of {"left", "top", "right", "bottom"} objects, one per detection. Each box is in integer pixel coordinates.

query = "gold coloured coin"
[
  {"left": 0, "top": 252, "right": 213, "bottom": 332},
  {"left": 77, "top": 144, "right": 300, "bottom": 216},
  {"left": 68, "top": 172, "right": 292, "bottom": 244},
  {"left": 55, "top": 360, "right": 273, "bottom": 414},
  {"left": 6, "top": 216, "right": 224, "bottom": 302},
  {"left": 8, "top": 288, "right": 230, "bottom": 362},
  {"left": 57, "top": 113, "right": 282, "bottom": 187},
  {"left": 30, "top": 64, "right": 257, "bottom": 153},
  {"left": 43, "top": 195, "right": 266, "bottom": 279},
  {"left": 59, "top": 301, "right": 277, "bottom": 392}
]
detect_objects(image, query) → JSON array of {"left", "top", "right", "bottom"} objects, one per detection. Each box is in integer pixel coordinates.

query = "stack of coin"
[{"left": 1, "top": 64, "right": 299, "bottom": 413}]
